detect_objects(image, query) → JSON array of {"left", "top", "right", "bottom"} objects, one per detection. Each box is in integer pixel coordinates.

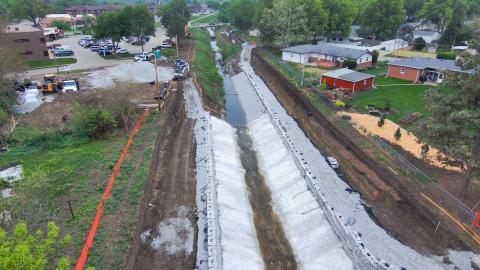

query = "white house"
[
  {"left": 413, "top": 30, "right": 441, "bottom": 44},
  {"left": 379, "top": 39, "right": 409, "bottom": 51},
  {"left": 281, "top": 43, "right": 372, "bottom": 68}
]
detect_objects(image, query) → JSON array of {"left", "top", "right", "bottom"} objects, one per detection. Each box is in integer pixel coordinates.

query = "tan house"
[
  {"left": 40, "top": 14, "right": 95, "bottom": 28},
  {"left": 5, "top": 22, "right": 49, "bottom": 61}
]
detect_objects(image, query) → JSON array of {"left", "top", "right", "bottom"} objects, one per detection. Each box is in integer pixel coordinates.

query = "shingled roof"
[
  {"left": 322, "top": 68, "right": 375, "bottom": 82},
  {"left": 389, "top": 57, "right": 469, "bottom": 73},
  {"left": 281, "top": 44, "right": 369, "bottom": 60}
]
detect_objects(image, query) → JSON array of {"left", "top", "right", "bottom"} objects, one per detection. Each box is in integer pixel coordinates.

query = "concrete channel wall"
[{"left": 239, "top": 62, "right": 399, "bottom": 270}]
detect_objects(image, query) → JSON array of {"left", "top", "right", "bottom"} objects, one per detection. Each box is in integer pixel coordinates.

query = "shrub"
[
  {"left": 335, "top": 100, "right": 345, "bottom": 108},
  {"left": 341, "top": 114, "right": 352, "bottom": 121},
  {"left": 371, "top": 50, "right": 379, "bottom": 63},
  {"left": 71, "top": 106, "right": 117, "bottom": 139},
  {"left": 414, "top": 37, "right": 426, "bottom": 51},
  {"left": 436, "top": 51, "right": 456, "bottom": 60},
  {"left": 394, "top": 127, "right": 402, "bottom": 140},
  {"left": 421, "top": 144, "right": 430, "bottom": 155},
  {"left": 377, "top": 116, "right": 385, "bottom": 127},
  {"left": 51, "top": 20, "right": 71, "bottom": 31},
  {"left": 342, "top": 59, "right": 357, "bottom": 69}
]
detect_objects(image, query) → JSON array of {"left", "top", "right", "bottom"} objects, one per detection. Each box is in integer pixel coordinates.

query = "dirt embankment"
[
  {"left": 126, "top": 82, "right": 197, "bottom": 270},
  {"left": 250, "top": 50, "right": 473, "bottom": 255}
]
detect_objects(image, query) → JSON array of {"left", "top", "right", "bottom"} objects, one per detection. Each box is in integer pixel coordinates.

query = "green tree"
[
  {"left": 404, "top": 0, "right": 425, "bottom": 21},
  {"left": 93, "top": 11, "right": 128, "bottom": 50},
  {"left": 8, "top": 0, "right": 47, "bottom": 26},
  {"left": 226, "top": 0, "right": 255, "bottom": 30},
  {"left": 394, "top": 127, "right": 401, "bottom": 140},
  {"left": 360, "top": 0, "right": 406, "bottom": 40},
  {"left": 323, "top": 0, "right": 356, "bottom": 40},
  {"left": 414, "top": 37, "right": 426, "bottom": 50},
  {"left": 121, "top": 5, "right": 155, "bottom": 52},
  {"left": 371, "top": 49, "right": 379, "bottom": 63},
  {"left": 51, "top": 19, "right": 71, "bottom": 31},
  {"left": 0, "top": 222, "right": 71, "bottom": 269},
  {"left": 420, "top": 39, "right": 480, "bottom": 198},
  {"left": 159, "top": 0, "right": 190, "bottom": 39}
]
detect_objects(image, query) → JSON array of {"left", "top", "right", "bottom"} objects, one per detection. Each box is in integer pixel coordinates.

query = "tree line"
[{"left": 219, "top": 0, "right": 480, "bottom": 49}]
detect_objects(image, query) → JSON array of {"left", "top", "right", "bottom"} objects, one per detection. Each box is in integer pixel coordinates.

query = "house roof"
[
  {"left": 322, "top": 68, "right": 375, "bottom": 82},
  {"left": 413, "top": 30, "right": 439, "bottom": 37},
  {"left": 6, "top": 22, "right": 42, "bottom": 33},
  {"left": 281, "top": 44, "right": 369, "bottom": 59},
  {"left": 389, "top": 57, "right": 469, "bottom": 73}
]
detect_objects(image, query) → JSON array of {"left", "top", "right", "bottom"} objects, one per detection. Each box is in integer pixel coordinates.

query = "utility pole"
[
  {"left": 176, "top": 34, "right": 179, "bottom": 57},
  {"left": 154, "top": 49, "right": 160, "bottom": 97},
  {"left": 301, "top": 54, "right": 305, "bottom": 86}
]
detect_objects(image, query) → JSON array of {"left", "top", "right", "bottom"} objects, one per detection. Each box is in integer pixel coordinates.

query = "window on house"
[
  {"left": 364, "top": 80, "right": 367, "bottom": 85},
  {"left": 43, "top": 50, "right": 49, "bottom": 56},
  {"left": 21, "top": 51, "right": 33, "bottom": 55},
  {"left": 400, "top": 68, "right": 406, "bottom": 74}
]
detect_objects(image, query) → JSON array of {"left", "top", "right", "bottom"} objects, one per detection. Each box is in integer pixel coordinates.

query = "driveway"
[{"left": 25, "top": 25, "right": 169, "bottom": 77}]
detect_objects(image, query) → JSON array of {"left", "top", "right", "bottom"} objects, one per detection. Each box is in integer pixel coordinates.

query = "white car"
[
  {"left": 326, "top": 156, "right": 339, "bottom": 169},
  {"left": 116, "top": 48, "right": 129, "bottom": 54},
  {"left": 134, "top": 52, "right": 153, "bottom": 62},
  {"left": 62, "top": 80, "right": 78, "bottom": 92}
]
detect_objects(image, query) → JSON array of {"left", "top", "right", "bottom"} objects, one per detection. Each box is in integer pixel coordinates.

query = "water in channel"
[{"left": 209, "top": 28, "right": 297, "bottom": 269}]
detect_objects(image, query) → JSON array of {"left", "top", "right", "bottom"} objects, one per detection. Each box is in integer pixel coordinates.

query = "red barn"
[{"left": 321, "top": 68, "right": 375, "bottom": 93}]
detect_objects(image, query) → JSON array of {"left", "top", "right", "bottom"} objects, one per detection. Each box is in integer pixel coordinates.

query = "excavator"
[{"left": 41, "top": 74, "right": 61, "bottom": 93}]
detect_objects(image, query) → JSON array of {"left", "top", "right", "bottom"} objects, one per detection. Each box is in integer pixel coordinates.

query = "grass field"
[
  {"left": 386, "top": 50, "right": 436, "bottom": 59},
  {"left": 0, "top": 114, "right": 159, "bottom": 269},
  {"left": 27, "top": 58, "right": 77, "bottom": 69},
  {"left": 192, "top": 28, "right": 224, "bottom": 107},
  {"left": 190, "top": 12, "right": 218, "bottom": 24}
]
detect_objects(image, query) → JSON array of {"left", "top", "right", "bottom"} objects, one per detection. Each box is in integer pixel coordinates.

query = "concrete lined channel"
[{"left": 209, "top": 28, "right": 298, "bottom": 268}]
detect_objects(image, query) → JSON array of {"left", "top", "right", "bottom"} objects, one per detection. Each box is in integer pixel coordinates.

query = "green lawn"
[
  {"left": 190, "top": 12, "right": 218, "bottom": 24},
  {"left": 27, "top": 58, "right": 77, "bottom": 69},
  {"left": 0, "top": 114, "right": 159, "bottom": 269},
  {"left": 351, "top": 77, "right": 457, "bottom": 124},
  {"left": 192, "top": 28, "right": 224, "bottom": 107}
]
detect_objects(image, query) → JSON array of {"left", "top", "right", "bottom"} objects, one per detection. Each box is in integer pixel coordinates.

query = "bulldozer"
[
  {"left": 184, "top": 25, "right": 191, "bottom": 39},
  {"left": 41, "top": 74, "right": 61, "bottom": 93}
]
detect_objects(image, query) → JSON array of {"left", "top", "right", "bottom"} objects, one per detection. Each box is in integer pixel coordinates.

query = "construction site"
[{"left": 2, "top": 26, "right": 480, "bottom": 270}]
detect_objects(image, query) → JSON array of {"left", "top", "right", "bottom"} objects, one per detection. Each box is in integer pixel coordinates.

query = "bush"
[
  {"left": 371, "top": 50, "right": 379, "bottom": 63},
  {"left": 71, "top": 106, "right": 117, "bottom": 139},
  {"left": 414, "top": 37, "right": 426, "bottom": 51},
  {"left": 394, "top": 127, "right": 402, "bottom": 140},
  {"left": 51, "top": 20, "right": 71, "bottom": 31},
  {"left": 436, "top": 51, "right": 456, "bottom": 60},
  {"left": 335, "top": 100, "right": 345, "bottom": 108},
  {"left": 377, "top": 116, "right": 385, "bottom": 127},
  {"left": 341, "top": 114, "right": 352, "bottom": 121},
  {"left": 342, "top": 59, "right": 357, "bottom": 69}
]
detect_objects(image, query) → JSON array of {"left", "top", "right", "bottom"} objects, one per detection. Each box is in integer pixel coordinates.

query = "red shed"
[{"left": 321, "top": 68, "right": 375, "bottom": 93}]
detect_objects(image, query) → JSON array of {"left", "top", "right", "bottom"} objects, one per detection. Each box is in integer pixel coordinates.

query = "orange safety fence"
[{"left": 75, "top": 109, "right": 150, "bottom": 270}]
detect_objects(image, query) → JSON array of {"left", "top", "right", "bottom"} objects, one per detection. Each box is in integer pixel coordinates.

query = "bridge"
[{"left": 188, "top": 22, "right": 230, "bottom": 28}]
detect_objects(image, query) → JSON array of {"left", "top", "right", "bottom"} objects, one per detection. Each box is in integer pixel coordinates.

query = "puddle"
[{"left": 13, "top": 87, "right": 55, "bottom": 114}]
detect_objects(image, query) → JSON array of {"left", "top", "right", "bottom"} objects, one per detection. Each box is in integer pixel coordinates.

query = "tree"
[
  {"left": 342, "top": 59, "right": 357, "bottom": 69},
  {"left": 371, "top": 49, "right": 379, "bottom": 63},
  {"left": 8, "top": 0, "right": 47, "bottom": 26},
  {"left": 421, "top": 144, "right": 430, "bottom": 156},
  {"left": 394, "top": 127, "right": 402, "bottom": 140},
  {"left": 323, "top": 0, "right": 356, "bottom": 40},
  {"left": 225, "top": 0, "right": 255, "bottom": 30},
  {"left": 259, "top": 0, "right": 311, "bottom": 45},
  {"left": 93, "top": 11, "right": 128, "bottom": 50},
  {"left": 0, "top": 222, "right": 71, "bottom": 269},
  {"left": 51, "top": 19, "right": 71, "bottom": 31},
  {"left": 360, "top": 0, "right": 406, "bottom": 40},
  {"left": 404, "top": 0, "right": 426, "bottom": 21},
  {"left": 304, "top": 0, "right": 328, "bottom": 42},
  {"left": 378, "top": 115, "right": 385, "bottom": 127},
  {"left": 420, "top": 39, "right": 480, "bottom": 198},
  {"left": 121, "top": 5, "right": 155, "bottom": 52},
  {"left": 414, "top": 37, "right": 426, "bottom": 50},
  {"left": 159, "top": 0, "right": 190, "bottom": 39}
]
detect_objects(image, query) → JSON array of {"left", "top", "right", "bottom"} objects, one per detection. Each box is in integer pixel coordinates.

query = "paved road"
[{"left": 25, "top": 26, "right": 169, "bottom": 77}]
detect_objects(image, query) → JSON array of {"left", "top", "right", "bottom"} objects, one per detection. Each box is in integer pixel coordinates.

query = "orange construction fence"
[{"left": 75, "top": 110, "right": 150, "bottom": 270}]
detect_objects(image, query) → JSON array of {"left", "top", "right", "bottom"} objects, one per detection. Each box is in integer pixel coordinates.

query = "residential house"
[
  {"left": 324, "top": 39, "right": 408, "bottom": 52},
  {"left": 387, "top": 57, "right": 470, "bottom": 83},
  {"left": 40, "top": 14, "right": 95, "bottom": 29},
  {"left": 64, "top": 5, "right": 123, "bottom": 16},
  {"left": 321, "top": 68, "right": 375, "bottom": 93},
  {"left": 5, "top": 22, "right": 49, "bottom": 61},
  {"left": 413, "top": 30, "right": 441, "bottom": 44},
  {"left": 281, "top": 44, "right": 372, "bottom": 68}
]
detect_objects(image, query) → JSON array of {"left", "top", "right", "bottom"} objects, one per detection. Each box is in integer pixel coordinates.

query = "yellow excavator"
[{"left": 41, "top": 74, "right": 61, "bottom": 93}]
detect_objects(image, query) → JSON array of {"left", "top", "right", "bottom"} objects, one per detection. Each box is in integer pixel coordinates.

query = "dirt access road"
[{"left": 126, "top": 82, "right": 197, "bottom": 269}]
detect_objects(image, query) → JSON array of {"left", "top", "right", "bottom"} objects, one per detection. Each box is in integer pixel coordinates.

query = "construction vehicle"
[
  {"left": 185, "top": 25, "right": 191, "bottom": 39},
  {"left": 41, "top": 74, "right": 60, "bottom": 93}
]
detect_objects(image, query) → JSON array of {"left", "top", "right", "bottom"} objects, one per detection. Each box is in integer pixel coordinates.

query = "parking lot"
[{"left": 27, "top": 26, "right": 169, "bottom": 76}]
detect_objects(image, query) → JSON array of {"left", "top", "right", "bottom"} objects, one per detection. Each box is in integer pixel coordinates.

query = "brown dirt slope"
[{"left": 126, "top": 82, "right": 197, "bottom": 270}]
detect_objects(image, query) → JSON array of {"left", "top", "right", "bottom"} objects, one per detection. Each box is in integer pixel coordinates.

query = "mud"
[{"left": 126, "top": 82, "right": 197, "bottom": 270}]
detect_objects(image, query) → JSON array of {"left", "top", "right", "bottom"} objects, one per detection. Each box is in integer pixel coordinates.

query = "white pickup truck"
[
  {"left": 326, "top": 156, "right": 339, "bottom": 169},
  {"left": 62, "top": 80, "right": 78, "bottom": 92}
]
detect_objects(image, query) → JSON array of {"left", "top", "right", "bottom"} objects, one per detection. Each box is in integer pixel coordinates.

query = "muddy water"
[{"left": 209, "top": 28, "right": 297, "bottom": 269}]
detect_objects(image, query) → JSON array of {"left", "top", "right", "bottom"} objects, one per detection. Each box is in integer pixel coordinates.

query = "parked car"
[
  {"left": 326, "top": 156, "right": 339, "bottom": 169},
  {"left": 134, "top": 52, "right": 153, "bottom": 62},
  {"left": 90, "top": 45, "right": 100, "bottom": 52},
  {"left": 47, "top": 43, "right": 62, "bottom": 50},
  {"left": 54, "top": 49, "right": 74, "bottom": 56},
  {"left": 97, "top": 49, "right": 112, "bottom": 56},
  {"left": 161, "top": 39, "right": 176, "bottom": 48},
  {"left": 173, "top": 66, "right": 188, "bottom": 80},
  {"left": 116, "top": 48, "right": 129, "bottom": 54}
]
